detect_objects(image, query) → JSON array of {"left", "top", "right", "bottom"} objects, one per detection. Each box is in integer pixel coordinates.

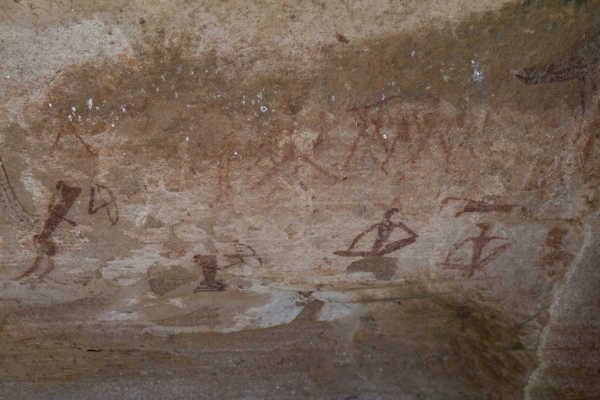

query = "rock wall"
[{"left": 1, "top": 1, "right": 599, "bottom": 399}]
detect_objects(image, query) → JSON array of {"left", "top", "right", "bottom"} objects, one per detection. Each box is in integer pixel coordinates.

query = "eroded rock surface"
[{"left": 1, "top": 1, "right": 599, "bottom": 399}]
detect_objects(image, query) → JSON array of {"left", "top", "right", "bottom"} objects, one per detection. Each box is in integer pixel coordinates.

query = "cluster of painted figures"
[
  {"left": 1, "top": 37, "right": 590, "bottom": 287},
  {"left": 0, "top": 151, "right": 569, "bottom": 292},
  {"left": 333, "top": 199, "right": 521, "bottom": 278}
]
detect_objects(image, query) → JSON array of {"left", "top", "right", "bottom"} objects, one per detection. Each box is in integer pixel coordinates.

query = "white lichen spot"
[
  {"left": 381, "top": 93, "right": 385, "bottom": 101},
  {"left": 330, "top": 94, "right": 336, "bottom": 103},
  {"left": 382, "top": 133, "right": 388, "bottom": 140},
  {"left": 120, "top": 104, "right": 127, "bottom": 113},
  {"left": 111, "top": 122, "right": 115, "bottom": 128},
  {"left": 67, "top": 114, "right": 73, "bottom": 121},
  {"left": 471, "top": 60, "right": 484, "bottom": 82},
  {"left": 99, "top": 311, "right": 139, "bottom": 321},
  {"left": 126, "top": 298, "right": 139, "bottom": 306},
  {"left": 174, "top": 91, "right": 179, "bottom": 98},
  {"left": 47, "top": 102, "right": 52, "bottom": 108},
  {"left": 241, "top": 95, "right": 246, "bottom": 105},
  {"left": 410, "top": 49, "right": 416, "bottom": 57},
  {"left": 87, "top": 98, "right": 93, "bottom": 110},
  {"left": 168, "top": 298, "right": 184, "bottom": 308},
  {"left": 161, "top": 74, "right": 166, "bottom": 81},
  {"left": 71, "top": 106, "right": 77, "bottom": 113},
  {"left": 185, "top": 136, "right": 189, "bottom": 142},
  {"left": 260, "top": 105, "right": 269, "bottom": 113}
]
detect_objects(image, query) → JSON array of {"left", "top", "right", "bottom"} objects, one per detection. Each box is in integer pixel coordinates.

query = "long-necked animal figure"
[{"left": 17, "top": 180, "right": 81, "bottom": 280}]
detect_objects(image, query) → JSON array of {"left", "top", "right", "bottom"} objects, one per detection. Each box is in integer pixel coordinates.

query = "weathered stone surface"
[{"left": 0, "top": 0, "right": 599, "bottom": 399}]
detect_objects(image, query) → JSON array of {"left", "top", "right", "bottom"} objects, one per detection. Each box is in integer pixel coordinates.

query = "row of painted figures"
[{"left": 2, "top": 165, "right": 564, "bottom": 290}]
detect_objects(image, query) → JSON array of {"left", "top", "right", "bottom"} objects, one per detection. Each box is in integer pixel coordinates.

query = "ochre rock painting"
[{"left": 0, "top": 2, "right": 598, "bottom": 399}]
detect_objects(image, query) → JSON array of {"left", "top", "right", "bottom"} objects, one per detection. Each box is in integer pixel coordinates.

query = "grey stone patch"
[
  {"left": 346, "top": 256, "right": 398, "bottom": 280},
  {"left": 152, "top": 306, "right": 220, "bottom": 327},
  {"left": 147, "top": 264, "right": 197, "bottom": 296}
]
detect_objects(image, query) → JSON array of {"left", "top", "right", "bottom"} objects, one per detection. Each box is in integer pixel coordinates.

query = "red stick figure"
[
  {"left": 439, "top": 223, "right": 510, "bottom": 277},
  {"left": 334, "top": 208, "right": 418, "bottom": 257}
]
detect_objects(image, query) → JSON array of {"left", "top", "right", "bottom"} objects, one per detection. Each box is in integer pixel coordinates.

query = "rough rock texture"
[{"left": 0, "top": 1, "right": 599, "bottom": 399}]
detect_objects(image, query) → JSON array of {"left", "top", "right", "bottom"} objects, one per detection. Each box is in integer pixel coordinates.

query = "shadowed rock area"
[{"left": 1, "top": 0, "right": 599, "bottom": 399}]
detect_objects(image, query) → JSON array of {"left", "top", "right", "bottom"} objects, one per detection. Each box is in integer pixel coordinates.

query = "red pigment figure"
[
  {"left": 193, "top": 242, "right": 262, "bottom": 292},
  {"left": 88, "top": 183, "right": 119, "bottom": 225},
  {"left": 17, "top": 181, "right": 81, "bottom": 280},
  {"left": 440, "top": 197, "right": 525, "bottom": 217},
  {"left": 193, "top": 255, "right": 224, "bottom": 292},
  {"left": 334, "top": 208, "right": 418, "bottom": 257},
  {"left": 514, "top": 30, "right": 600, "bottom": 116},
  {"left": 439, "top": 223, "right": 510, "bottom": 278}
]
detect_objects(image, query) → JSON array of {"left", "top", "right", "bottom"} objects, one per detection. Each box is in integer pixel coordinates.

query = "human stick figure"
[
  {"left": 439, "top": 223, "right": 510, "bottom": 277},
  {"left": 334, "top": 208, "right": 418, "bottom": 257}
]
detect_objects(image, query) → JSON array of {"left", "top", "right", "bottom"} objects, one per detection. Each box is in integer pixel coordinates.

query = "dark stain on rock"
[
  {"left": 147, "top": 264, "right": 196, "bottom": 296},
  {"left": 154, "top": 307, "right": 220, "bottom": 327},
  {"left": 346, "top": 256, "right": 398, "bottom": 280}
]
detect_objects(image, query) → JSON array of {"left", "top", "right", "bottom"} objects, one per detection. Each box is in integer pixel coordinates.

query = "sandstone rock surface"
[{"left": 1, "top": 1, "right": 599, "bottom": 399}]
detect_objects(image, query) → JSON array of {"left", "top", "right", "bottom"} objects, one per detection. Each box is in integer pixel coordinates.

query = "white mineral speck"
[
  {"left": 48, "top": 103, "right": 53, "bottom": 108},
  {"left": 471, "top": 60, "right": 484, "bottom": 82},
  {"left": 87, "top": 98, "right": 93, "bottom": 110},
  {"left": 120, "top": 105, "right": 127, "bottom": 113},
  {"left": 411, "top": 50, "right": 416, "bottom": 57},
  {"left": 111, "top": 122, "right": 115, "bottom": 128},
  {"left": 185, "top": 136, "right": 189, "bottom": 142},
  {"left": 71, "top": 106, "right": 77, "bottom": 113},
  {"left": 260, "top": 105, "right": 268, "bottom": 113},
  {"left": 381, "top": 93, "right": 385, "bottom": 101},
  {"left": 241, "top": 95, "right": 246, "bottom": 105},
  {"left": 68, "top": 114, "right": 73, "bottom": 121}
]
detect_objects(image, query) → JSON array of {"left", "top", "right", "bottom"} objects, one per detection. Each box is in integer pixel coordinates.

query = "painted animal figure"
[{"left": 17, "top": 180, "right": 81, "bottom": 280}]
